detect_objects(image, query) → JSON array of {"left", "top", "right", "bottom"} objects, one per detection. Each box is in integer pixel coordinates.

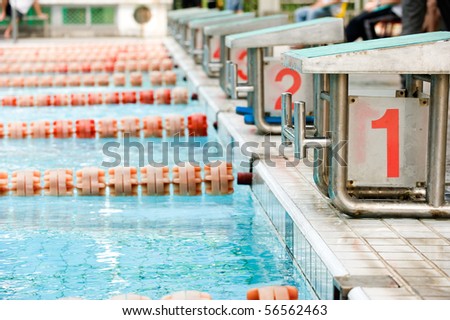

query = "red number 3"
[
  {"left": 274, "top": 69, "right": 302, "bottom": 110},
  {"left": 372, "top": 109, "right": 400, "bottom": 178}
]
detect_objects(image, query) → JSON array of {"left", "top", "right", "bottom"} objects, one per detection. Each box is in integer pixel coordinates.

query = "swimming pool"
[{"left": 0, "top": 44, "right": 315, "bottom": 300}]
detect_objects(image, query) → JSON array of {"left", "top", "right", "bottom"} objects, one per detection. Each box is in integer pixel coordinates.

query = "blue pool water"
[{"left": 0, "top": 78, "right": 315, "bottom": 300}]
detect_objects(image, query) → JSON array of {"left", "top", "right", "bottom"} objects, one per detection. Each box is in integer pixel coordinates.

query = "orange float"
[
  {"left": 53, "top": 94, "right": 69, "bottom": 106},
  {"left": 108, "top": 167, "right": 139, "bottom": 196},
  {"left": 8, "top": 122, "right": 27, "bottom": 139},
  {"left": 76, "top": 167, "right": 106, "bottom": 196},
  {"left": 104, "top": 92, "right": 120, "bottom": 105},
  {"left": 142, "top": 116, "right": 163, "bottom": 138},
  {"left": 187, "top": 113, "right": 208, "bottom": 137},
  {"left": 30, "top": 121, "right": 51, "bottom": 138},
  {"left": 40, "top": 76, "right": 53, "bottom": 87},
  {"left": 120, "top": 117, "right": 140, "bottom": 137},
  {"left": 204, "top": 162, "right": 234, "bottom": 195},
  {"left": 53, "top": 76, "right": 67, "bottom": 87},
  {"left": 43, "top": 169, "right": 74, "bottom": 196},
  {"left": 0, "top": 171, "right": 8, "bottom": 195},
  {"left": 97, "top": 74, "right": 110, "bottom": 86},
  {"left": 82, "top": 75, "right": 96, "bottom": 87},
  {"left": 172, "top": 164, "right": 202, "bottom": 196},
  {"left": 130, "top": 72, "right": 142, "bottom": 86},
  {"left": 88, "top": 93, "right": 103, "bottom": 105},
  {"left": 2, "top": 96, "right": 17, "bottom": 107},
  {"left": 150, "top": 71, "right": 163, "bottom": 86},
  {"left": 11, "top": 170, "right": 41, "bottom": 196},
  {"left": 71, "top": 93, "right": 86, "bottom": 106},
  {"left": 163, "top": 71, "right": 177, "bottom": 86},
  {"left": 155, "top": 88, "right": 171, "bottom": 105},
  {"left": 139, "top": 90, "right": 154, "bottom": 104},
  {"left": 246, "top": 286, "right": 298, "bottom": 300},
  {"left": 172, "top": 87, "right": 189, "bottom": 105},
  {"left": 121, "top": 92, "right": 137, "bottom": 104},
  {"left": 75, "top": 119, "right": 96, "bottom": 138},
  {"left": 113, "top": 73, "right": 126, "bottom": 86},
  {"left": 98, "top": 118, "right": 118, "bottom": 138},
  {"left": 165, "top": 114, "right": 184, "bottom": 137},
  {"left": 53, "top": 120, "right": 73, "bottom": 138},
  {"left": 140, "top": 166, "right": 170, "bottom": 196},
  {"left": 35, "top": 95, "right": 52, "bottom": 107}
]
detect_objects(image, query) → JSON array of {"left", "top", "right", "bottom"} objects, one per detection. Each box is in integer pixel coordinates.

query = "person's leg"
[
  {"left": 0, "top": 0, "right": 8, "bottom": 21},
  {"left": 364, "top": 11, "right": 399, "bottom": 40},
  {"left": 437, "top": 0, "right": 450, "bottom": 30},
  {"left": 345, "top": 11, "right": 371, "bottom": 42},
  {"left": 294, "top": 7, "right": 310, "bottom": 22},
  {"left": 401, "top": 0, "right": 427, "bottom": 35},
  {"left": 33, "top": 0, "right": 47, "bottom": 19},
  {"left": 4, "top": 21, "right": 12, "bottom": 39},
  {"left": 346, "top": 8, "right": 398, "bottom": 41},
  {"left": 308, "top": 6, "right": 332, "bottom": 20}
]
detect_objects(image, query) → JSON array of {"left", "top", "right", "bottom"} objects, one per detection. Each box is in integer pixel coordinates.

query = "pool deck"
[{"left": 165, "top": 37, "right": 450, "bottom": 300}]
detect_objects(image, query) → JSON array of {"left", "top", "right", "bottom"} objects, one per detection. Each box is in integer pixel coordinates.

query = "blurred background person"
[
  {"left": 345, "top": 0, "right": 401, "bottom": 41},
  {"left": 0, "top": 0, "right": 47, "bottom": 39},
  {"left": 294, "top": 0, "right": 342, "bottom": 22}
]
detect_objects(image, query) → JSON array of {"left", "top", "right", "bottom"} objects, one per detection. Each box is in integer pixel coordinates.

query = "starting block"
[
  {"left": 188, "top": 13, "right": 254, "bottom": 64},
  {"left": 281, "top": 31, "right": 450, "bottom": 218},
  {"left": 225, "top": 18, "right": 344, "bottom": 134},
  {"left": 203, "top": 14, "right": 288, "bottom": 85}
]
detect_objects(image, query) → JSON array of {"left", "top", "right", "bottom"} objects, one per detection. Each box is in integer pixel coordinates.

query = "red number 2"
[
  {"left": 274, "top": 69, "right": 302, "bottom": 110},
  {"left": 237, "top": 50, "right": 248, "bottom": 81},
  {"left": 213, "top": 48, "right": 220, "bottom": 59},
  {"left": 371, "top": 109, "right": 400, "bottom": 178}
]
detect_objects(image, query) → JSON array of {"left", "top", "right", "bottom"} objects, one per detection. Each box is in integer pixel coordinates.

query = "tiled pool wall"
[
  {"left": 251, "top": 171, "right": 334, "bottom": 300},
  {"left": 213, "top": 115, "right": 334, "bottom": 300}
]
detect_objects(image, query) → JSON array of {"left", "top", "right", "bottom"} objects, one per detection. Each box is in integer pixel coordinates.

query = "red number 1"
[{"left": 372, "top": 109, "right": 400, "bottom": 178}]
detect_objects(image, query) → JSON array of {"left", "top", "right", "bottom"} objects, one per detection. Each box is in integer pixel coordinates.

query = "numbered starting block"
[
  {"left": 188, "top": 13, "right": 255, "bottom": 64},
  {"left": 281, "top": 32, "right": 450, "bottom": 218},
  {"left": 177, "top": 10, "right": 232, "bottom": 50},
  {"left": 203, "top": 14, "right": 288, "bottom": 84},
  {"left": 167, "top": 7, "right": 208, "bottom": 38},
  {"left": 225, "top": 18, "right": 344, "bottom": 134}
]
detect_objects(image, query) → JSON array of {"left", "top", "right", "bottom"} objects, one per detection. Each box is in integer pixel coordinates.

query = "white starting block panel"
[
  {"left": 348, "top": 96, "right": 429, "bottom": 187},
  {"left": 230, "top": 48, "right": 249, "bottom": 83},
  {"left": 263, "top": 58, "right": 313, "bottom": 116}
]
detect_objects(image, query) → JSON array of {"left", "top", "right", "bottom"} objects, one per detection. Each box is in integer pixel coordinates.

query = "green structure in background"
[
  {"left": 63, "top": 7, "right": 86, "bottom": 25},
  {"left": 91, "top": 7, "right": 116, "bottom": 25},
  {"left": 62, "top": 7, "right": 115, "bottom": 25}
]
